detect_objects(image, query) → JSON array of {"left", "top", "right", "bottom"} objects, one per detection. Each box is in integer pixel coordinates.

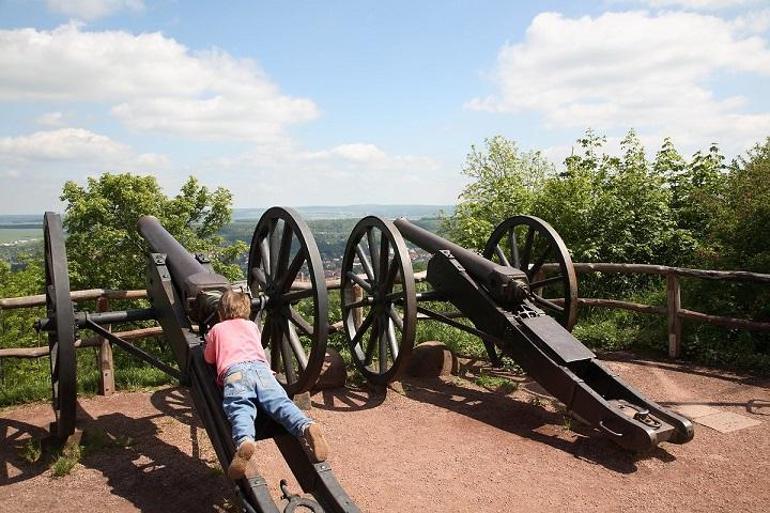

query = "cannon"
[
  {"left": 35, "top": 208, "right": 359, "bottom": 513},
  {"left": 338, "top": 215, "right": 694, "bottom": 452}
]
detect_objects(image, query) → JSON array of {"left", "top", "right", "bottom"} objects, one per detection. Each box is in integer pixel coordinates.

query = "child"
[{"left": 204, "top": 289, "right": 328, "bottom": 479}]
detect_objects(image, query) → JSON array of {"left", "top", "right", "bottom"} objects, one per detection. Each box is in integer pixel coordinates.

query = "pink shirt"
[{"left": 204, "top": 318, "right": 269, "bottom": 385}]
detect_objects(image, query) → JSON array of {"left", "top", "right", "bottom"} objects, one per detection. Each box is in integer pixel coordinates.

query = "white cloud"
[
  {"left": 0, "top": 24, "right": 318, "bottom": 140},
  {"left": 35, "top": 111, "right": 65, "bottom": 127},
  {"left": 638, "top": 0, "right": 759, "bottom": 10},
  {"left": 46, "top": 0, "right": 145, "bottom": 21},
  {"left": 199, "top": 141, "right": 447, "bottom": 206},
  {"left": 0, "top": 128, "right": 167, "bottom": 167},
  {"left": 301, "top": 143, "right": 438, "bottom": 171},
  {"left": 0, "top": 127, "right": 170, "bottom": 212},
  {"left": 469, "top": 10, "right": 770, "bottom": 153}
]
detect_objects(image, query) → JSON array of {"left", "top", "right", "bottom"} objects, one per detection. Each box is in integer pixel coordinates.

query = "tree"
[
  {"left": 711, "top": 140, "right": 770, "bottom": 272},
  {"left": 443, "top": 135, "right": 553, "bottom": 249},
  {"left": 61, "top": 173, "right": 246, "bottom": 290},
  {"left": 0, "top": 258, "right": 50, "bottom": 406},
  {"left": 665, "top": 143, "right": 728, "bottom": 263}
]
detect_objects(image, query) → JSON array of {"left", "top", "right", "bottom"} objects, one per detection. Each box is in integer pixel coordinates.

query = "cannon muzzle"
[
  {"left": 393, "top": 217, "right": 529, "bottom": 304},
  {"left": 137, "top": 215, "right": 230, "bottom": 303}
]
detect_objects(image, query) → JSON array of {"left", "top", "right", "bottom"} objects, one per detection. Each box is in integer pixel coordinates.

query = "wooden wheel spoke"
[
  {"left": 509, "top": 230, "right": 521, "bottom": 269},
  {"left": 281, "top": 288, "right": 315, "bottom": 303},
  {"left": 268, "top": 319, "right": 281, "bottom": 370},
  {"left": 279, "top": 251, "right": 306, "bottom": 293},
  {"left": 351, "top": 310, "right": 376, "bottom": 348},
  {"left": 383, "top": 257, "right": 400, "bottom": 290},
  {"left": 259, "top": 237, "right": 272, "bottom": 280},
  {"left": 386, "top": 317, "right": 399, "bottom": 359},
  {"left": 276, "top": 222, "right": 294, "bottom": 277},
  {"left": 345, "top": 295, "right": 373, "bottom": 309},
  {"left": 378, "top": 318, "right": 389, "bottom": 372},
  {"left": 384, "top": 290, "right": 405, "bottom": 303},
  {"left": 347, "top": 271, "right": 373, "bottom": 293},
  {"left": 269, "top": 219, "right": 282, "bottom": 278},
  {"left": 388, "top": 305, "right": 404, "bottom": 332},
  {"left": 355, "top": 242, "right": 375, "bottom": 281},
  {"left": 495, "top": 244, "right": 510, "bottom": 266},
  {"left": 532, "top": 293, "right": 565, "bottom": 313},
  {"left": 284, "top": 318, "right": 308, "bottom": 371},
  {"left": 287, "top": 307, "right": 314, "bottom": 337},
  {"left": 364, "top": 316, "right": 380, "bottom": 365},
  {"left": 367, "top": 228, "right": 380, "bottom": 278},
  {"left": 279, "top": 325, "right": 298, "bottom": 384},
  {"left": 529, "top": 274, "right": 564, "bottom": 289},
  {"left": 251, "top": 266, "right": 268, "bottom": 289},
  {"left": 378, "top": 234, "right": 390, "bottom": 285},
  {"left": 521, "top": 226, "right": 534, "bottom": 271},
  {"left": 528, "top": 247, "right": 551, "bottom": 280}
]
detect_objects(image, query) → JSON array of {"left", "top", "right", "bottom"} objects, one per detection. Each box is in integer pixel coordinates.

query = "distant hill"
[
  {"left": 0, "top": 215, "right": 42, "bottom": 228},
  {"left": 232, "top": 204, "right": 454, "bottom": 221},
  {"left": 1, "top": 205, "right": 455, "bottom": 225}
]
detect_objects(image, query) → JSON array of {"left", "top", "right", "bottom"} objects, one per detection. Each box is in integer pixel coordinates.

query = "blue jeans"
[{"left": 222, "top": 360, "right": 311, "bottom": 446}]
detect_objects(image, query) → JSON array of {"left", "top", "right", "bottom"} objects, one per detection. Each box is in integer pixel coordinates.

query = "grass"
[
  {"left": 51, "top": 443, "right": 81, "bottom": 478},
  {"left": 18, "top": 438, "right": 42, "bottom": 464},
  {"left": 51, "top": 453, "right": 79, "bottom": 477},
  {"left": 474, "top": 371, "right": 517, "bottom": 394}
]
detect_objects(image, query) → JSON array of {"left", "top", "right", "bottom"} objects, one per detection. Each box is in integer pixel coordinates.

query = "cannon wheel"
[
  {"left": 247, "top": 207, "right": 328, "bottom": 396},
  {"left": 340, "top": 216, "right": 416, "bottom": 385},
  {"left": 483, "top": 215, "right": 578, "bottom": 331},
  {"left": 43, "top": 212, "right": 77, "bottom": 440}
]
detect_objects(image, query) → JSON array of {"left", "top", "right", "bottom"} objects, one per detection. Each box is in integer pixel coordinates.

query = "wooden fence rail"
[
  {"left": 544, "top": 262, "right": 770, "bottom": 357},
  {"left": 0, "top": 264, "right": 767, "bottom": 392}
]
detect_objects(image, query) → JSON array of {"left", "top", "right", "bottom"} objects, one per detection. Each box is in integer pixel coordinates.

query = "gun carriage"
[
  {"left": 338, "top": 215, "right": 694, "bottom": 452},
  {"left": 33, "top": 205, "right": 694, "bottom": 512},
  {"left": 35, "top": 208, "right": 359, "bottom": 513}
]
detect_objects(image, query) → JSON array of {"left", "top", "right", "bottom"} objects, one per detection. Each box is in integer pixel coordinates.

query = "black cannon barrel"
[
  {"left": 137, "top": 215, "right": 230, "bottom": 301},
  {"left": 393, "top": 217, "right": 528, "bottom": 303},
  {"left": 138, "top": 215, "right": 207, "bottom": 282}
]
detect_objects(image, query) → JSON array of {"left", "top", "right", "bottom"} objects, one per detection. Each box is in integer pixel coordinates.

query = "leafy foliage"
[
  {"left": 444, "top": 130, "right": 770, "bottom": 373},
  {"left": 61, "top": 173, "right": 246, "bottom": 290},
  {"left": 443, "top": 135, "right": 552, "bottom": 249}
]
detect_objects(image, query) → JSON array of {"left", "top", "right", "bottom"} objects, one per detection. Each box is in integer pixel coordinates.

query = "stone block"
[{"left": 406, "top": 341, "right": 458, "bottom": 377}]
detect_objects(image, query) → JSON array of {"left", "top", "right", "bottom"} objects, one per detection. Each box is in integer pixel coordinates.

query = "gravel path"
[{"left": 1, "top": 354, "right": 768, "bottom": 512}]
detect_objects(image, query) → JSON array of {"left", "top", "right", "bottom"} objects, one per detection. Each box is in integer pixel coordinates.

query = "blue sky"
[{"left": 1, "top": 0, "right": 769, "bottom": 213}]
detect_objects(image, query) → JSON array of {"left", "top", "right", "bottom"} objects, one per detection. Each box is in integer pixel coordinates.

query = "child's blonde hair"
[{"left": 218, "top": 289, "right": 251, "bottom": 321}]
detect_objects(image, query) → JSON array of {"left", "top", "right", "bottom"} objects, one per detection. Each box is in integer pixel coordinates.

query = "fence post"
[
  {"left": 666, "top": 272, "right": 682, "bottom": 358},
  {"left": 342, "top": 284, "right": 363, "bottom": 329},
  {"left": 96, "top": 296, "right": 115, "bottom": 395}
]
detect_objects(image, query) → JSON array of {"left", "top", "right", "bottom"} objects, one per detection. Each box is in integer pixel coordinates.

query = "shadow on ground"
[
  {"left": 0, "top": 391, "right": 233, "bottom": 512},
  {"left": 311, "top": 385, "right": 386, "bottom": 412},
  {"left": 399, "top": 375, "right": 676, "bottom": 474}
]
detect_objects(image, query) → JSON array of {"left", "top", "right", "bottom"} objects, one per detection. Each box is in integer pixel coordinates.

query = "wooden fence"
[
  {"left": 549, "top": 263, "right": 770, "bottom": 358},
  {"left": 0, "top": 264, "right": 768, "bottom": 395}
]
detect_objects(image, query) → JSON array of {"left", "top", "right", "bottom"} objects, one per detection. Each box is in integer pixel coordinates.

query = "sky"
[{"left": 1, "top": 0, "right": 769, "bottom": 214}]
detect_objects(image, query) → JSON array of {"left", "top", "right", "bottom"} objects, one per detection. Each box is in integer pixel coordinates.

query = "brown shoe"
[
  {"left": 299, "top": 423, "right": 329, "bottom": 463},
  {"left": 228, "top": 439, "right": 256, "bottom": 480}
]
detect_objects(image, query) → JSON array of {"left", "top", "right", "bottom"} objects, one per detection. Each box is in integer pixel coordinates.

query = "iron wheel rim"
[
  {"left": 43, "top": 212, "right": 77, "bottom": 440},
  {"left": 247, "top": 207, "right": 328, "bottom": 395},
  {"left": 483, "top": 215, "right": 578, "bottom": 331},
  {"left": 340, "top": 216, "right": 416, "bottom": 385}
]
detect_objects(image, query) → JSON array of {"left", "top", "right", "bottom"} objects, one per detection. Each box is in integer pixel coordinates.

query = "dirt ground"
[{"left": 1, "top": 353, "right": 769, "bottom": 513}]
